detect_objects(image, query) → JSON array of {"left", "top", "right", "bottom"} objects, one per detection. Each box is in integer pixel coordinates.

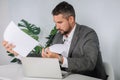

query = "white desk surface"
[{"left": 0, "top": 63, "right": 101, "bottom": 80}]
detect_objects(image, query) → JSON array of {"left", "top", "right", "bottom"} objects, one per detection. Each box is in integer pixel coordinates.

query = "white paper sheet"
[
  {"left": 49, "top": 44, "right": 68, "bottom": 57},
  {"left": 3, "top": 21, "right": 39, "bottom": 57}
]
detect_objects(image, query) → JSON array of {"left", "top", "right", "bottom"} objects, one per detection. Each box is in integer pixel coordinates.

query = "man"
[{"left": 2, "top": 1, "right": 107, "bottom": 80}]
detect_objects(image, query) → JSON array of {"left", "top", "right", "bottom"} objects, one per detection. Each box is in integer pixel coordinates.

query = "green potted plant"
[
  {"left": 8, "top": 19, "right": 57, "bottom": 63},
  {"left": 8, "top": 19, "right": 42, "bottom": 63},
  {"left": 45, "top": 26, "right": 57, "bottom": 47}
]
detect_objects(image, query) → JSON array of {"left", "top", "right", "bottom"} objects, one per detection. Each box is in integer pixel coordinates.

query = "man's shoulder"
[
  {"left": 75, "top": 24, "right": 96, "bottom": 35},
  {"left": 76, "top": 23, "right": 94, "bottom": 31},
  {"left": 75, "top": 23, "right": 99, "bottom": 40}
]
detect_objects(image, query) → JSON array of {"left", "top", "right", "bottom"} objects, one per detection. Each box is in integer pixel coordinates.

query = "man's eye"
[{"left": 57, "top": 22, "right": 62, "bottom": 23}]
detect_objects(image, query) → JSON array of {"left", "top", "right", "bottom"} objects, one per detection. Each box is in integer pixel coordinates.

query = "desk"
[{"left": 0, "top": 63, "right": 101, "bottom": 80}]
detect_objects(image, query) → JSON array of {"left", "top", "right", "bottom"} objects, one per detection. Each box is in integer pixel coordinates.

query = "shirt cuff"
[{"left": 61, "top": 57, "right": 68, "bottom": 68}]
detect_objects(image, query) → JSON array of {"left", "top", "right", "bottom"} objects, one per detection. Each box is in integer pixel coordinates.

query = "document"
[
  {"left": 3, "top": 21, "right": 39, "bottom": 57},
  {"left": 49, "top": 44, "right": 68, "bottom": 57}
]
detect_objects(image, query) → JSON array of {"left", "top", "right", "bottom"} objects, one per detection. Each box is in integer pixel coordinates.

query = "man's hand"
[
  {"left": 2, "top": 40, "right": 18, "bottom": 56},
  {"left": 42, "top": 48, "right": 59, "bottom": 58},
  {"left": 41, "top": 48, "right": 64, "bottom": 64}
]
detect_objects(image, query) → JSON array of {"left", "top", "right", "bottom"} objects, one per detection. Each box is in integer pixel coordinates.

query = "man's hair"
[{"left": 52, "top": 1, "right": 75, "bottom": 19}]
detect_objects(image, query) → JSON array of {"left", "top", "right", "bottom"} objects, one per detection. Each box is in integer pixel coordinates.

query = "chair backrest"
[{"left": 103, "top": 62, "right": 115, "bottom": 80}]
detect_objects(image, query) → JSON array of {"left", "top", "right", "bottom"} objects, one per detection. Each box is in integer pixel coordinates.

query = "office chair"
[{"left": 103, "top": 62, "right": 115, "bottom": 80}]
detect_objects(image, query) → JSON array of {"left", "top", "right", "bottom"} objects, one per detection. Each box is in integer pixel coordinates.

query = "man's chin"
[
  {"left": 59, "top": 31, "right": 68, "bottom": 35},
  {"left": 59, "top": 31, "right": 64, "bottom": 34},
  {"left": 60, "top": 32, "right": 68, "bottom": 35},
  {"left": 60, "top": 32, "right": 64, "bottom": 35}
]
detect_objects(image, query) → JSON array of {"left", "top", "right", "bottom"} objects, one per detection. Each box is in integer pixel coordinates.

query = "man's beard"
[
  {"left": 58, "top": 27, "right": 72, "bottom": 35},
  {"left": 62, "top": 31, "right": 69, "bottom": 35}
]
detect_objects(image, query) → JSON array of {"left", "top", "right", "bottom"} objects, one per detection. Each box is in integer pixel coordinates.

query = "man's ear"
[{"left": 69, "top": 16, "right": 74, "bottom": 23}]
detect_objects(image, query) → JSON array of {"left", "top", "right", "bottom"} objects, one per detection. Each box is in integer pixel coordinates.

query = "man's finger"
[
  {"left": 2, "top": 40, "right": 8, "bottom": 46},
  {"left": 42, "top": 48, "right": 47, "bottom": 58}
]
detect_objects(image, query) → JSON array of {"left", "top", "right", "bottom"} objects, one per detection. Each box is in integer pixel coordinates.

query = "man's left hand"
[{"left": 41, "top": 48, "right": 59, "bottom": 58}]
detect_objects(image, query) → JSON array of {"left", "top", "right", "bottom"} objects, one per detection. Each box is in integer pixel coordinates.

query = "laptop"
[{"left": 21, "top": 57, "right": 70, "bottom": 79}]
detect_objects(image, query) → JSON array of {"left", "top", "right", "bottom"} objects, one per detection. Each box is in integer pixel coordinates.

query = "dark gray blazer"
[{"left": 51, "top": 23, "right": 107, "bottom": 80}]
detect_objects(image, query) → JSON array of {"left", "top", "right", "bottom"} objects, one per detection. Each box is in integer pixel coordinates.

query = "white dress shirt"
[{"left": 61, "top": 24, "right": 76, "bottom": 68}]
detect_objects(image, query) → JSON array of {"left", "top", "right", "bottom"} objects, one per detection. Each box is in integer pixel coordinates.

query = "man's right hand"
[{"left": 2, "top": 40, "right": 18, "bottom": 56}]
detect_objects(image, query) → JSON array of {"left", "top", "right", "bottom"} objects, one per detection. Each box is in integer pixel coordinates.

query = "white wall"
[
  {"left": 0, "top": 0, "right": 120, "bottom": 80},
  {"left": 0, "top": 0, "right": 11, "bottom": 65}
]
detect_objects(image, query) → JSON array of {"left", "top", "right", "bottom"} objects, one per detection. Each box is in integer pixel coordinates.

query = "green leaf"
[
  {"left": 50, "top": 27, "right": 57, "bottom": 35},
  {"left": 18, "top": 23, "right": 26, "bottom": 27},
  {"left": 21, "top": 29, "right": 33, "bottom": 35},
  {"left": 34, "top": 46, "right": 43, "bottom": 54},
  {"left": 21, "top": 29, "right": 39, "bottom": 41},
  {"left": 6, "top": 19, "right": 43, "bottom": 63},
  {"left": 8, "top": 53, "right": 14, "bottom": 57},
  {"left": 31, "top": 35, "right": 39, "bottom": 41},
  {"left": 21, "top": 19, "right": 31, "bottom": 28},
  {"left": 29, "top": 24, "right": 40, "bottom": 35},
  {"left": 45, "top": 26, "right": 57, "bottom": 47},
  {"left": 11, "top": 58, "right": 18, "bottom": 62},
  {"left": 19, "top": 19, "right": 40, "bottom": 34}
]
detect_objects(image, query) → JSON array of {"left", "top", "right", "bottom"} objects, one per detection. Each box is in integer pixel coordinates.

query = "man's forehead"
[
  {"left": 53, "top": 14, "right": 64, "bottom": 18},
  {"left": 53, "top": 14, "right": 66, "bottom": 22}
]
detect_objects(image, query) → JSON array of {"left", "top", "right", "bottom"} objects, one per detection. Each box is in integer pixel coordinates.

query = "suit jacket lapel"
[
  {"left": 68, "top": 24, "right": 81, "bottom": 57},
  {"left": 52, "top": 33, "right": 63, "bottom": 44}
]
